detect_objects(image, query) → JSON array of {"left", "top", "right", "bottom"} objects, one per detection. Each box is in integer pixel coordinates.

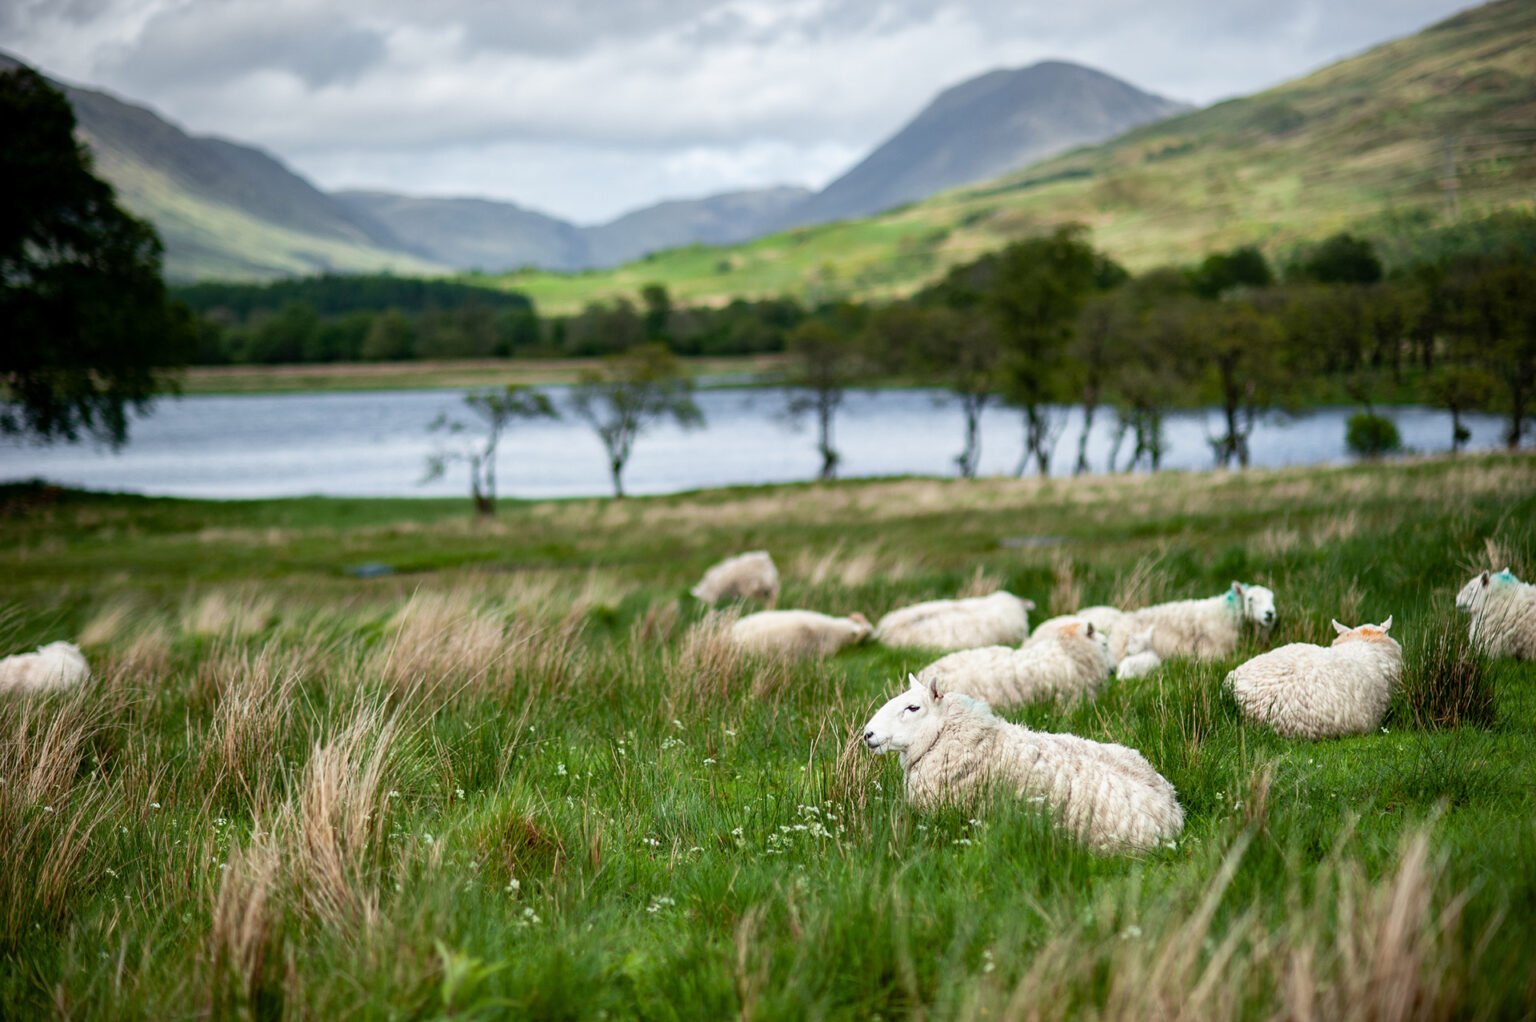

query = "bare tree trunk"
[
  {"left": 1075, "top": 401, "right": 1096, "bottom": 476},
  {"left": 956, "top": 394, "right": 984, "bottom": 478},
  {"left": 817, "top": 399, "right": 838, "bottom": 481}
]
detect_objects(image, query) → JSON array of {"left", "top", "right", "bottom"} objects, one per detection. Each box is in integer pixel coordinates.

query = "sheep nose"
[{"left": 863, "top": 730, "right": 876, "bottom": 745}]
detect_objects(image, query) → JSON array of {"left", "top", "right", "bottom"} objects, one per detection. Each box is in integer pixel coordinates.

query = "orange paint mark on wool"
[{"left": 1337, "top": 627, "right": 1392, "bottom": 645}]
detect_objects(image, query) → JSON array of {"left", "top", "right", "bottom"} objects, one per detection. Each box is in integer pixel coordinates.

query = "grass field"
[
  {"left": 2, "top": 453, "right": 1534, "bottom": 1018},
  {"left": 178, "top": 355, "right": 789, "bottom": 395}
]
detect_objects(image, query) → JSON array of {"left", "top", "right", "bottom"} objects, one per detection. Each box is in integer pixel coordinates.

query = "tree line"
[
  {"left": 775, "top": 220, "right": 1536, "bottom": 480},
  {"left": 174, "top": 277, "right": 808, "bottom": 365}
]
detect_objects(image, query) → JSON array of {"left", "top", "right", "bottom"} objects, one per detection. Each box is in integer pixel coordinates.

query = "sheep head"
[
  {"left": 1456, "top": 571, "right": 1494, "bottom": 614},
  {"left": 862, "top": 675, "right": 946, "bottom": 763},
  {"left": 1231, "top": 582, "right": 1277, "bottom": 631},
  {"left": 1330, "top": 617, "right": 1398, "bottom": 648}
]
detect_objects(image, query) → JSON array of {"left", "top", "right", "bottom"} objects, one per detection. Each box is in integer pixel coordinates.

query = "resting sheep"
[
  {"left": 1223, "top": 618, "right": 1401, "bottom": 739},
  {"left": 730, "top": 610, "right": 872, "bottom": 658},
  {"left": 1114, "top": 626, "right": 1162, "bottom": 681},
  {"left": 691, "top": 551, "right": 779, "bottom": 605},
  {"left": 0, "top": 641, "right": 91, "bottom": 695},
  {"left": 862, "top": 677, "right": 1184, "bottom": 853},
  {"left": 918, "top": 620, "right": 1113, "bottom": 708},
  {"left": 874, "top": 592, "right": 1035, "bottom": 651},
  {"left": 1111, "top": 582, "right": 1276, "bottom": 661},
  {"left": 1457, "top": 568, "right": 1536, "bottom": 660},
  {"left": 1030, "top": 606, "right": 1126, "bottom": 645}
]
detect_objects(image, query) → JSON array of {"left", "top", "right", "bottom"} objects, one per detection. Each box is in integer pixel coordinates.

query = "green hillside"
[
  {"left": 491, "top": 0, "right": 1536, "bottom": 313},
  {"left": 89, "top": 147, "right": 447, "bottom": 282}
]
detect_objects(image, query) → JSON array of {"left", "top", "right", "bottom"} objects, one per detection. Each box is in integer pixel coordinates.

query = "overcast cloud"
[{"left": 4, "top": 0, "right": 1477, "bottom": 224}]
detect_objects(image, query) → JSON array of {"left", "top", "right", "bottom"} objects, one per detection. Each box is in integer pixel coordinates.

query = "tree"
[
  {"left": 1, "top": 65, "right": 192, "bottom": 446},
  {"left": 783, "top": 318, "right": 864, "bottom": 481},
  {"left": 1288, "top": 232, "right": 1383, "bottom": 285},
  {"left": 868, "top": 303, "right": 997, "bottom": 478},
  {"left": 1104, "top": 272, "right": 1202, "bottom": 473},
  {"left": 1190, "top": 245, "right": 1274, "bottom": 299},
  {"left": 1067, "top": 294, "right": 1128, "bottom": 475},
  {"left": 1194, "top": 298, "right": 1287, "bottom": 469},
  {"left": 1444, "top": 253, "right": 1536, "bottom": 449},
  {"left": 423, "top": 386, "right": 559, "bottom": 515},
  {"left": 1426, "top": 365, "right": 1496, "bottom": 454},
  {"left": 985, "top": 228, "right": 1102, "bottom": 476},
  {"left": 568, "top": 344, "right": 704, "bottom": 497},
  {"left": 361, "top": 309, "right": 414, "bottom": 361},
  {"left": 640, "top": 283, "right": 672, "bottom": 344}
]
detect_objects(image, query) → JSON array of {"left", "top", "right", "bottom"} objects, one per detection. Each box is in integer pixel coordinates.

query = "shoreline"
[{"left": 176, "top": 354, "right": 789, "bottom": 395}]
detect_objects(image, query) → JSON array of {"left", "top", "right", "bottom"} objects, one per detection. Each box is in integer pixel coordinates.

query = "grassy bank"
[
  {"left": 177, "top": 354, "right": 789, "bottom": 395},
  {"left": 2, "top": 454, "right": 1534, "bottom": 1018}
]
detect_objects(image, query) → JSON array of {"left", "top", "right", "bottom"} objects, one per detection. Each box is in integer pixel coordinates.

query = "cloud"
[{"left": 4, "top": 0, "right": 1477, "bottom": 222}]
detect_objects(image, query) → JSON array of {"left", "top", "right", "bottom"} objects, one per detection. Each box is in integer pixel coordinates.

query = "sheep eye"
[{"left": 905, "top": 704, "right": 921, "bottom": 713}]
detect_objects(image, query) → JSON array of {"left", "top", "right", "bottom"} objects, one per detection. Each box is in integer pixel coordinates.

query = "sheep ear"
[
  {"left": 1023, "top": 599, "right": 1037, "bottom": 610},
  {"left": 1380, "top": 615, "right": 1393, "bottom": 631},
  {"left": 1231, "top": 581, "right": 1245, "bottom": 595},
  {"left": 906, "top": 672, "right": 922, "bottom": 690},
  {"left": 1085, "top": 622, "right": 1095, "bottom": 637},
  {"left": 1482, "top": 571, "right": 1490, "bottom": 586},
  {"left": 1332, "top": 619, "right": 1349, "bottom": 635},
  {"left": 928, "top": 679, "right": 943, "bottom": 702}
]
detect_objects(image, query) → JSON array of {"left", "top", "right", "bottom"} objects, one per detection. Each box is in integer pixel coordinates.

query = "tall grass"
[{"left": 0, "top": 453, "right": 1533, "bottom": 1018}]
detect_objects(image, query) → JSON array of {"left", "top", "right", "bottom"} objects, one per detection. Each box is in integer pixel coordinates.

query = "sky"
[{"left": 4, "top": 0, "right": 1480, "bottom": 225}]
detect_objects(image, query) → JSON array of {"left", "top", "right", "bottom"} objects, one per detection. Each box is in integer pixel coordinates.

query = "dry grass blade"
[
  {"left": 208, "top": 828, "right": 283, "bottom": 1014},
  {"left": 287, "top": 703, "right": 398, "bottom": 931},
  {"left": 197, "top": 646, "right": 309, "bottom": 812},
  {"left": 0, "top": 691, "right": 125, "bottom": 949}
]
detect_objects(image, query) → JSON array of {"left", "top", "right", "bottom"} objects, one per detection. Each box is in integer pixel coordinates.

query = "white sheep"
[
  {"left": 730, "top": 610, "right": 872, "bottom": 658},
  {"left": 1456, "top": 568, "right": 1536, "bottom": 659},
  {"left": 874, "top": 592, "right": 1036, "bottom": 651},
  {"left": 918, "top": 619, "right": 1114, "bottom": 708},
  {"left": 1223, "top": 617, "right": 1401, "bottom": 740},
  {"left": 1028, "top": 606, "right": 1126, "bottom": 645},
  {"left": 1111, "top": 582, "right": 1276, "bottom": 661},
  {"left": 0, "top": 641, "right": 92, "bottom": 695},
  {"left": 862, "top": 677, "right": 1184, "bottom": 853},
  {"left": 1114, "top": 625, "right": 1162, "bottom": 680},
  {"left": 691, "top": 551, "right": 779, "bottom": 605}
]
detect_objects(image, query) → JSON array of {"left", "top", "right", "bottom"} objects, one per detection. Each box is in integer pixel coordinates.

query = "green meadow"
[{"left": 2, "top": 453, "right": 1534, "bottom": 1018}]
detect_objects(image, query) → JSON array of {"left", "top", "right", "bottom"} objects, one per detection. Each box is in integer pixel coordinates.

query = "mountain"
[
  {"left": 0, "top": 52, "right": 446, "bottom": 282},
  {"left": 497, "top": 0, "right": 1536, "bottom": 313},
  {"left": 584, "top": 186, "right": 812, "bottom": 267},
  {"left": 341, "top": 185, "right": 813, "bottom": 273},
  {"left": 781, "top": 61, "right": 1188, "bottom": 227},
  {"left": 336, "top": 190, "right": 591, "bottom": 273}
]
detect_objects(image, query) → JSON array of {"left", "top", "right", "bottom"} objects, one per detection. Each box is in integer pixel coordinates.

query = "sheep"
[
  {"left": 1223, "top": 617, "right": 1401, "bottom": 740},
  {"left": 0, "top": 641, "right": 92, "bottom": 695},
  {"left": 1028, "top": 605, "right": 1126, "bottom": 645},
  {"left": 1114, "top": 626, "right": 1162, "bottom": 680},
  {"left": 730, "top": 610, "right": 872, "bottom": 658},
  {"left": 1456, "top": 568, "right": 1536, "bottom": 659},
  {"left": 691, "top": 551, "right": 779, "bottom": 605},
  {"left": 861, "top": 676, "right": 1184, "bottom": 853},
  {"left": 874, "top": 592, "right": 1036, "bottom": 651},
  {"left": 917, "top": 620, "right": 1114, "bottom": 708},
  {"left": 1111, "top": 582, "right": 1276, "bottom": 661}
]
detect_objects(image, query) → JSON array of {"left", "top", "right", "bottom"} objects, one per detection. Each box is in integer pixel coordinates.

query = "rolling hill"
[
  {"left": 490, "top": 0, "right": 1536, "bottom": 314},
  {"left": 341, "top": 185, "right": 812, "bottom": 273},
  {"left": 0, "top": 53, "right": 448, "bottom": 282}
]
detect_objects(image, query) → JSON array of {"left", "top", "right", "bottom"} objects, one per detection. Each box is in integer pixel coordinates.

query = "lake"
[{"left": 0, "top": 388, "right": 1511, "bottom": 500}]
